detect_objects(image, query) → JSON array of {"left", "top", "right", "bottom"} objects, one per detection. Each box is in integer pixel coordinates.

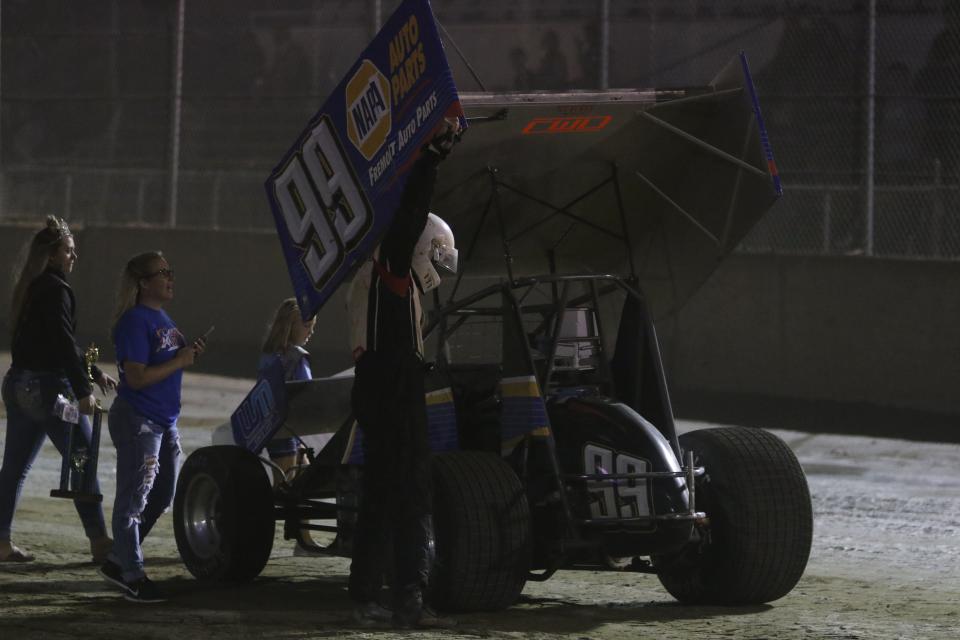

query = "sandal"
[{"left": 0, "top": 545, "right": 35, "bottom": 563}]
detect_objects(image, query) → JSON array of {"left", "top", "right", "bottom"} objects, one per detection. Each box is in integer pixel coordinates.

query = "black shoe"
[
  {"left": 414, "top": 606, "right": 456, "bottom": 629},
  {"left": 123, "top": 576, "right": 166, "bottom": 603},
  {"left": 393, "top": 604, "right": 456, "bottom": 629},
  {"left": 98, "top": 560, "right": 129, "bottom": 593},
  {"left": 352, "top": 601, "right": 393, "bottom": 627}
]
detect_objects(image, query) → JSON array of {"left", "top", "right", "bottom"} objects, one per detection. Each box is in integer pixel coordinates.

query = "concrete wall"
[
  {"left": 0, "top": 224, "right": 355, "bottom": 379},
  {"left": 2, "top": 224, "right": 958, "bottom": 418},
  {"left": 662, "top": 254, "right": 960, "bottom": 416}
]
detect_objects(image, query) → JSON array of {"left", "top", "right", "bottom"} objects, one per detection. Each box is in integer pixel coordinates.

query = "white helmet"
[{"left": 411, "top": 213, "right": 457, "bottom": 293}]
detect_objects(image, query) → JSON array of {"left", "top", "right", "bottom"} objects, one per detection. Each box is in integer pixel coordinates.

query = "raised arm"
[{"left": 378, "top": 118, "right": 461, "bottom": 277}]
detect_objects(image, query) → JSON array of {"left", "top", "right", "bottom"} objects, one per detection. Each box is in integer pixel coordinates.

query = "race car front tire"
[
  {"left": 430, "top": 451, "right": 532, "bottom": 611},
  {"left": 655, "top": 426, "right": 813, "bottom": 604},
  {"left": 174, "top": 445, "right": 275, "bottom": 582}
]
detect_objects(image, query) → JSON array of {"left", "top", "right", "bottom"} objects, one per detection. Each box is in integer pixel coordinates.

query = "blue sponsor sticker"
[{"left": 230, "top": 356, "right": 288, "bottom": 453}]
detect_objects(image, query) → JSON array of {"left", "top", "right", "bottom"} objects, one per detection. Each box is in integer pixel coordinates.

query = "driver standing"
[{"left": 346, "top": 117, "right": 460, "bottom": 628}]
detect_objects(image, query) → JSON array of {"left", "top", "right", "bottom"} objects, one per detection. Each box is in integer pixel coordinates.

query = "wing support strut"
[
  {"left": 636, "top": 109, "right": 767, "bottom": 178},
  {"left": 445, "top": 165, "right": 640, "bottom": 305},
  {"left": 436, "top": 18, "right": 487, "bottom": 91},
  {"left": 503, "top": 178, "right": 622, "bottom": 243},
  {"left": 633, "top": 171, "right": 722, "bottom": 247}
]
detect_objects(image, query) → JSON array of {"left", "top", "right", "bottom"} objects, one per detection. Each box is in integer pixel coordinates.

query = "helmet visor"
[{"left": 432, "top": 244, "right": 458, "bottom": 275}]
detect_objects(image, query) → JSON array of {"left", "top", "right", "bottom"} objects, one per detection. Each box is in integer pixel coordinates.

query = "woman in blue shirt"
[{"left": 98, "top": 251, "right": 205, "bottom": 603}]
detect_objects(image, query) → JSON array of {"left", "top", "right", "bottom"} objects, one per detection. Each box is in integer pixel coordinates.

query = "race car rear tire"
[
  {"left": 430, "top": 451, "right": 531, "bottom": 611},
  {"left": 655, "top": 426, "right": 812, "bottom": 604},
  {"left": 174, "top": 445, "right": 275, "bottom": 582}
]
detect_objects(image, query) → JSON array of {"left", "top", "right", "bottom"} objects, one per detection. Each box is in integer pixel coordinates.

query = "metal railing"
[{"left": 1, "top": 0, "right": 958, "bottom": 260}]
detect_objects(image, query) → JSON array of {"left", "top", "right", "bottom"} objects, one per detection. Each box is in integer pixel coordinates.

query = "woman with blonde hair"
[
  {"left": 98, "top": 251, "right": 205, "bottom": 603},
  {"left": 260, "top": 297, "right": 315, "bottom": 476},
  {"left": 260, "top": 298, "right": 316, "bottom": 554},
  {"left": 1, "top": 215, "right": 114, "bottom": 563}
]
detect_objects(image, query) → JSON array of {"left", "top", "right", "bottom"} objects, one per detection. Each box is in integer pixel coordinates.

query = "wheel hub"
[{"left": 182, "top": 473, "right": 223, "bottom": 559}]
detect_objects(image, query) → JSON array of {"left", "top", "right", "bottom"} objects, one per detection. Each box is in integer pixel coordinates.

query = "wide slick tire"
[
  {"left": 655, "top": 426, "right": 813, "bottom": 604},
  {"left": 430, "top": 451, "right": 531, "bottom": 612},
  {"left": 173, "top": 445, "right": 275, "bottom": 582}
]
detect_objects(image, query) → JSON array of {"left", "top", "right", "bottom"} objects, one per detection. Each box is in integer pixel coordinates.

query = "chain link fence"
[{"left": 2, "top": 0, "right": 958, "bottom": 259}]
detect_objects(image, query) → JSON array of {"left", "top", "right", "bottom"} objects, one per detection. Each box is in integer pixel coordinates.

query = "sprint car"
[{"left": 172, "top": 52, "right": 812, "bottom": 610}]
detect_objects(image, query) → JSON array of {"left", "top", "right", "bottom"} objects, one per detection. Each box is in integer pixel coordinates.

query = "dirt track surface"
[{"left": 1, "top": 362, "right": 958, "bottom": 639}]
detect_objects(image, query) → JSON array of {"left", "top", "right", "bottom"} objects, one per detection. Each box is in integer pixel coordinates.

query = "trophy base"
[{"left": 50, "top": 489, "right": 103, "bottom": 504}]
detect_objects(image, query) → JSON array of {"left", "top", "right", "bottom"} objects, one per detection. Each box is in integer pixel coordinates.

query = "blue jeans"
[
  {"left": 107, "top": 395, "right": 181, "bottom": 582},
  {"left": 0, "top": 368, "right": 107, "bottom": 541}
]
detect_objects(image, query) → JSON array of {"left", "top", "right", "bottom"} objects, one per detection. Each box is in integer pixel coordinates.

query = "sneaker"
[
  {"left": 123, "top": 576, "right": 166, "bottom": 603},
  {"left": 352, "top": 601, "right": 393, "bottom": 627},
  {"left": 98, "top": 560, "right": 129, "bottom": 593}
]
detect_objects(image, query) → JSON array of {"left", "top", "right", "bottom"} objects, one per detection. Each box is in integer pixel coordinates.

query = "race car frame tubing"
[
  {"left": 443, "top": 163, "right": 636, "bottom": 306},
  {"left": 422, "top": 273, "right": 686, "bottom": 535},
  {"left": 426, "top": 273, "right": 682, "bottom": 454},
  {"left": 610, "top": 167, "right": 638, "bottom": 280},
  {"left": 274, "top": 500, "right": 346, "bottom": 521},
  {"left": 490, "top": 169, "right": 517, "bottom": 283},
  {"left": 501, "top": 283, "right": 580, "bottom": 540},
  {"left": 578, "top": 513, "right": 703, "bottom": 527},
  {"left": 541, "top": 279, "right": 572, "bottom": 393},
  {"left": 588, "top": 278, "right": 616, "bottom": 396}
]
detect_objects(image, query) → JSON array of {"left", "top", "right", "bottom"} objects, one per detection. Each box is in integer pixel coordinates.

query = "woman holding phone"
[{"left": 98, "top": 251, "right": 206, "bottom": 603}]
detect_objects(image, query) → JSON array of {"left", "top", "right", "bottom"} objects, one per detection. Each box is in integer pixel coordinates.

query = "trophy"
[{"left": 50, "top": 343, "right": 104, "bottom": 503}]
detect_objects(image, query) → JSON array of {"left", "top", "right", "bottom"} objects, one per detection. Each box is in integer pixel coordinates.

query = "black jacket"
[{"left": 10, "top": 267, "right": 95, "bottom": 397}]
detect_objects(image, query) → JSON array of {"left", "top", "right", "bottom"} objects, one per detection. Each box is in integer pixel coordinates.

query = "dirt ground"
[{"left": 1, "top": 360, "right": 958, "bottom": 639}]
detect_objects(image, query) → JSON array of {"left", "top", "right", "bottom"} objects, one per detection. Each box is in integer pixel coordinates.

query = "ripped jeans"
[{"left": 107, "top": 395, "right": 181, "bottom": 582}]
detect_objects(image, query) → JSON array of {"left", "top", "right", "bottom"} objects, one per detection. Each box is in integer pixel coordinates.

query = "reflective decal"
[
  {"left": 272, "top": 115, "right": 374, "bottom": 293},
  {"left": 522, "top": 115, "right": 612, "bottom": 135},
  {"left": 583, "top": 443, "right": 651, "bottom": 519}
]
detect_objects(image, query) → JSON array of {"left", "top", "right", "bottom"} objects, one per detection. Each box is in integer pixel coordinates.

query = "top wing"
[{"left": 433, "top": 53, "right": 780, "bottom": 315}]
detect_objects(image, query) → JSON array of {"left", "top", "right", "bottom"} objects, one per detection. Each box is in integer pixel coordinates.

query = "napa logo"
[{"left": 346, "top": 59, "right": 391, "bottom": 161}]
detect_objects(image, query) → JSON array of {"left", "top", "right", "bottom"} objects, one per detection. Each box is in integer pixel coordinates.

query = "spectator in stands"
[
  {"left": 758, "top": 10, "right": 858, "bottom": 183},
  {"left": 534, "top": 30, "right": 569, "bottom": 90},
  {"left": 575, "top": 18, "right": 602, "bottom": 89},
  {"left": 915, "top": 2, "right": 960, "bottom": 179},
  {"left": 510, "top": 46, "right": 534, "bottom": 91},
  {"left": 877, "top": 62, "right": 923, "bottom": 181},
  {"left": 261, "top": 26, "right": 311, "bottom": 100}
]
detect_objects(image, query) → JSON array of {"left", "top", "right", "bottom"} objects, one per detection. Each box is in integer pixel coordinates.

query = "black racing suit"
[{"left": 347, "top": 150, "right": 441, "bottom": 609}]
